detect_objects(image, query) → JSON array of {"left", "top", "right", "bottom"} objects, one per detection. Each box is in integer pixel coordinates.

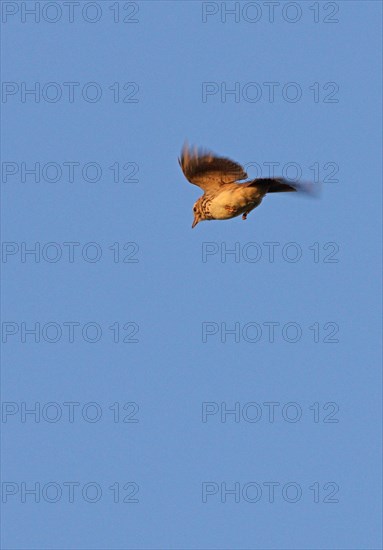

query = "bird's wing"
[{"left": 179, "top": 144, "right": 247, "bottom": 193}]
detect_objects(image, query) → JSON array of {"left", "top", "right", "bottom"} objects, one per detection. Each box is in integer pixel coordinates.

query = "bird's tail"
[
  {"left": 248, "top": 178, "right": 319, "bottom": 196},
  {"left": 265, "top": 178, "right": 297, "bottom": 193}
]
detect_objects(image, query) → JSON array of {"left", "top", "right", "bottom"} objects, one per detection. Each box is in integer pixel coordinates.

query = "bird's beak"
[{"left": 192, "top": 217, "right": 199, "bottom": 229}]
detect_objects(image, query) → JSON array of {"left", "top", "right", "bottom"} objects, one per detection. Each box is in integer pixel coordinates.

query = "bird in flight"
[{"left": 179, "top": 144, "right": 313, "bottom": 228}]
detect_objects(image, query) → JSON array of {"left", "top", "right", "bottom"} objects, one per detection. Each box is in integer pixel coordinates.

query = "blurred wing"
[{"left": 179, "top": 144, "right": 247, "bottom": 193}]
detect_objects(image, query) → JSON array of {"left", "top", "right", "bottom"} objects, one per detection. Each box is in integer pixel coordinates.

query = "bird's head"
[{"left": 192, "top": 198, "right": 206, "bottom": 228}]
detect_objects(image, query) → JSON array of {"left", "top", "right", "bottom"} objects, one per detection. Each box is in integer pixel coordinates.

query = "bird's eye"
[{"left": 193, "top": 207, "right": 197, "bottom": 212}]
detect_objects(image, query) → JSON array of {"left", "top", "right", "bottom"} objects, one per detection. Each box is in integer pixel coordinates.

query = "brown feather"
[{"left": 179, "top": 143, "right": 247, "bottom": 193}]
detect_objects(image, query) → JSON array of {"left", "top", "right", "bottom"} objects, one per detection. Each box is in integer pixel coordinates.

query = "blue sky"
[{"left": 1, "top": 1, "right": 382, "bottom": 549}]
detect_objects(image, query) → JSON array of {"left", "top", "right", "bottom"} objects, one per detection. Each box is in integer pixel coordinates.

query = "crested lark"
[{"left": 179, "top": 144, "right": 313, "bottom": 228}]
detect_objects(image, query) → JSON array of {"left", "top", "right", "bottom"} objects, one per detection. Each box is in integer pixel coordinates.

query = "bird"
[{"left": 179, "top": 144, "right": 313, "bottom": 228}]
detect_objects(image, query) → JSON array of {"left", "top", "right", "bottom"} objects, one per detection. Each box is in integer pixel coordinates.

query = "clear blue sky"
[{"left": 1, "top": 1, "right": 382, "bottom": 549}]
